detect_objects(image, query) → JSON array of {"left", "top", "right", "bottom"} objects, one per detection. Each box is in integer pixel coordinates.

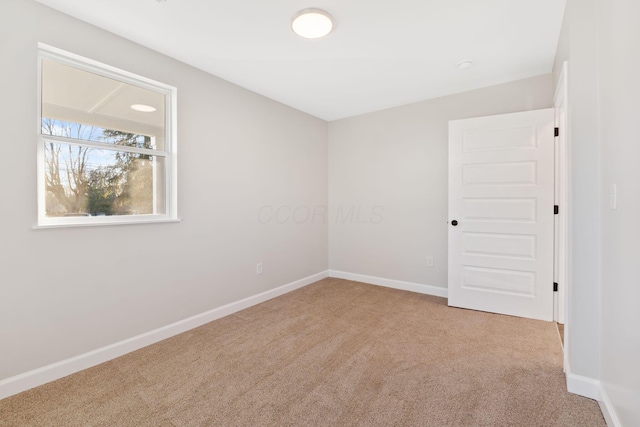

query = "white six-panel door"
[{"left": 448, "top": 109, "right": 555, "bottom": 321}]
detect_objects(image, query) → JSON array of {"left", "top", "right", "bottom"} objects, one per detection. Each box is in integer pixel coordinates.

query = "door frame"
[{"left": 553, "top": 61, "right": 570, "bottom": 362}]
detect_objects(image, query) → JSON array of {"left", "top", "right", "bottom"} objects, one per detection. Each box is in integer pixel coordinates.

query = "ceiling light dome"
[
  {"left": 291, "top": 8, "right": 333, "bottom": 39},
  {"left": 130, "top": 104, "right": 157, "bottom": 112},
  {"left": 457, "top": 59, "right": 474, "bottom": 70}
]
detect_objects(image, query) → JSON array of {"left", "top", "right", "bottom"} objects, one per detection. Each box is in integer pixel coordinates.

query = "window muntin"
[
  {"left": 37, "top": 45, "right": 177, "bottom": 227},
  {"left": 42, "top": 118, "right": 159, "bottom": 150}
]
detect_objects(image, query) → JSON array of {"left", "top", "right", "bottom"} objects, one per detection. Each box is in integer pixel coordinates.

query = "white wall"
[
  {"left": 596, "top": 0, "right": 640, "bottom": 424},
  {"left": 553, "top": 9, "right": 570, "bottom": 84},
  {"left": 554, "top": 0, "right": 640, "bottom": 424},
  {"left": 563, "top": 0, "right": 602, "bottom": 382},
  {"left": 328, "top": 75, "right": 553, "bottom": 288},
  {"left": 553, "top": 0, "right": 602, "bottom": 385},
  {"left": 0, "top": 0, "right": 328, "bottom": 381}
]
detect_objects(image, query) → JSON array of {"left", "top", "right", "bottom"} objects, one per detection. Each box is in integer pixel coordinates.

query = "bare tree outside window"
[{"left": 42, "top": 119, "right": 159, "bottom": 217}]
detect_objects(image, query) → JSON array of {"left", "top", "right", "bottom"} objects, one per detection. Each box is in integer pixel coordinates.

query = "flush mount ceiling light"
[
  {"left": 291, "top": 8, "right": 333, "bottom": 39},
  {"left": 130, "top": 104, "right": 157, "bottom": 112},
  {"left": 457, "top": 59, "right": 474, "bottom": 70}
]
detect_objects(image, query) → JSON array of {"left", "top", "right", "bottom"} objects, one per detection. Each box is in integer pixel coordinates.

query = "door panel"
[
  {"left": 463, "top": 198, "right": 537, "bottom": 222},
  {"left": 462, "top": 233, "right": 536, "bottom": 259},
  {"left": 448, "top": 109, "right": 554, "bottom": 321}
]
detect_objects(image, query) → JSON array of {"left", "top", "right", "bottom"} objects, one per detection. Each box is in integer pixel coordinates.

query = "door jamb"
[{"left": 553, "top": 61, "right": 570, "bottom": 368}]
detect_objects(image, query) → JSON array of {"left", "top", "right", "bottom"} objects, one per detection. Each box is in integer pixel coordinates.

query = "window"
[{"left": 37, "top": 44, "right": 177, "bottom": 227}]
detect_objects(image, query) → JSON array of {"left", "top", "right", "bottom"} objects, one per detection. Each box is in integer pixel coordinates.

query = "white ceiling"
[{"left": 36, "top": 0, "right": 566, "bottom": 121}]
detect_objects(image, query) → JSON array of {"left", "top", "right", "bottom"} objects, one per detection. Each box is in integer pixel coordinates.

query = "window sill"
[{"left": 33, "top": 218, "right": 182, "bottom": 230}]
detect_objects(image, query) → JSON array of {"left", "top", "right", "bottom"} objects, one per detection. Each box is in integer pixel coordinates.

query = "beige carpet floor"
[{"left": 0, "top": 278, "right": 605, "bottom": 426}]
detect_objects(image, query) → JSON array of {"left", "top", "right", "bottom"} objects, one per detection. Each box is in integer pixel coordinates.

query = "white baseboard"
[
  {"left": 598, "top": 383, "right": 622, "bottom": 427},
  {"left": 566, "top": 371, "right": 600, "bottom": 400},
  {"left": 565, "top": 363, "right": 624, "bottom": 427},
  {"left": 0, "top": 270, "right": 329, "bottom": 401},
  {"left": 565, "top": 360, "right": 601, "bottom": 401},
  {"left": 328, "top": 270, "right": 448, "bottom": 298}
]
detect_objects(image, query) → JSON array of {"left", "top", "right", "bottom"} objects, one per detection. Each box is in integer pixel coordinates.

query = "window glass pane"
[
  {"left": 43, "top": 141, "right": 166, "bottom": 217},
  {"left": 41, "top": 59, "right": 166, "bottom": 150}
]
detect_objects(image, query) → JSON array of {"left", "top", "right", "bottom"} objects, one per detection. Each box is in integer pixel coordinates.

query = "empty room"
[{"left": 0, "top": 0, "right": 638, "bottom": 426}]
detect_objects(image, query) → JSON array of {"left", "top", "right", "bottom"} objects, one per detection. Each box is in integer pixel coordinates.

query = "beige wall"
[
  {"left": 328, "top": 75, "right": 553, "bottom": 287},
  {"left": 0, "top": 0, "right": 328, "bottom": 380}
]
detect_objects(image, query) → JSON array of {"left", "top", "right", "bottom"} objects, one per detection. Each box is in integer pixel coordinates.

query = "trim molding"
[
  {"left": 328, "top": 270, "right": 448, "bottom": 298},
  {"left": 598, "top": 384, "right": 622, "bottom": 427},
  {"left": 566, "top": 370, "right": 600, "bottom": 400},
  {"left": 0, "top": 270, "right": 329, "bottom": 401},
  {"left": 565, "top": 362, "right": 624, "bottom": 426},
  {"left": 565, "top": 361, "right": 600, "bottom": 401}
]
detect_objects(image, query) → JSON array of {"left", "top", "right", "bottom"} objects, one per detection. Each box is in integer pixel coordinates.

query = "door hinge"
[
  {"left": 554, "top": 205, "right": 559, "bottom": 215},
  {"left": 554, "top": 127, "right": 559, "bottom": 137},
  {"left": 553, "top": 282, "right": 558, "bottom": 292}
]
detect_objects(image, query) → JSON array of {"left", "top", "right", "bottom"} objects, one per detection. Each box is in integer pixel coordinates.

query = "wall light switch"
[
  {"left": 426, "top": 256, "right": 434, "bottom": 268},
  {"left": 257, "top": 263, "right": 263, "bottom": 275}
]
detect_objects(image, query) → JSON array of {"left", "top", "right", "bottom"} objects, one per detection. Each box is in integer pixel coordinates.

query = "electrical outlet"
[
  {"left": 256, "top": 263, "right": 263, "bottom": 275},
  {"left": 426, "top": 256, "right": 434, "bottom": 268}
]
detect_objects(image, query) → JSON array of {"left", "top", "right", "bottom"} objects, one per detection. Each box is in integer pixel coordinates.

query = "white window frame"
[{"left": 36, "top": 43, "right": 178, "bottom": 228}]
